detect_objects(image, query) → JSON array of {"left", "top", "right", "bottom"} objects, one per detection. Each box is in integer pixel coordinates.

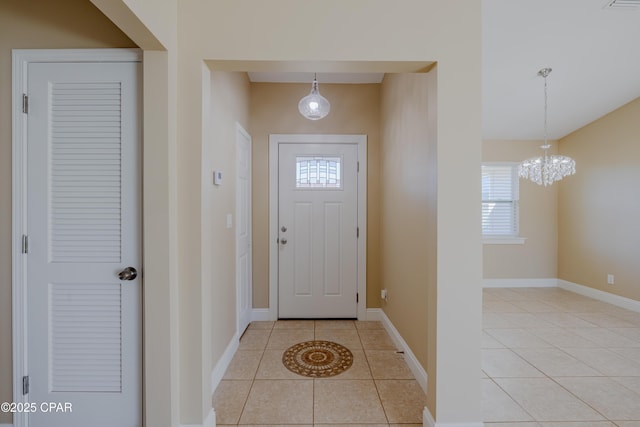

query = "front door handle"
[{"left": 118, "top": 266, "right": 138, "bottom": 281}]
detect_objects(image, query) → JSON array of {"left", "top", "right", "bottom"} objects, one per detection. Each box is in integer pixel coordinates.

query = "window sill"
[{"left": 483, "top": 237, "right": 527, "bottom": 245}]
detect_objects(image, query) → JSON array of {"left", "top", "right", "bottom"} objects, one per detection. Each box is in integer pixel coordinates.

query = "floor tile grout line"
[
  {"left": 312, "top": 320, "right": 316, "bottom": 426},
  {"left": 360, "top": 324, "right": 392, "bottom": 425},
  {"left": 486, "top": 376, "right": 537, "bottom": 422},
  {"left": 236, "top": 322, "right": 274, "bottom": 425},
  {"left": 545, "top": 374, "right": 612, "bottom": 423},
  {"left": 483, "top": 288, "right": 640, "bottom": 424},
  {"left": 485, "top": 341, "right": 608, "bottom": 423}
]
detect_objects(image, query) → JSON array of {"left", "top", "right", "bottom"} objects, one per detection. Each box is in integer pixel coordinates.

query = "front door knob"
[{"left": 118, "top": 266, "right": 138, "bottom": 281}]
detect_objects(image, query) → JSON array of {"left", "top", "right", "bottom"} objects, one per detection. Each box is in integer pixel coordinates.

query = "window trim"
[{"left": 483, "top": 236, "right": 527, "bottom": 245}]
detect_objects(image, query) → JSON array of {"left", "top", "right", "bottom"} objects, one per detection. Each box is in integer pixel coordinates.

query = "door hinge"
[
  {"left": 357, "top": 227, "right": 359, "bottom": 238},
  {"left": 22, "top": 375, "right": 29, "bottom": 395},
  {"left": 356, "top": 293, "right": 359, "bottom": 303},
  {"left": 22, "top": 235, "right": 29, "bottom": 254},
  {"left": 22, "top": 94, "right": 28, "bottom": 114},
  {"left": 357, "top": 161, "right": 360, "bottom": 172}
]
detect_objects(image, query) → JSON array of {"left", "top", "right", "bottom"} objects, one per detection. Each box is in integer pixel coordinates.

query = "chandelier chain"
[{"left": 543, "top": 71, "right": 548, "bottom": 148}]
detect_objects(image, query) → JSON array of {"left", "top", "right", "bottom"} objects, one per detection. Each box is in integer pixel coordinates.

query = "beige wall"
[
  {"left": 0, "top": 1, "right": 135, "bottom": 423},
  {"left": 558, "top": 97, "right": 640, "bottom": 300},
  {"left": 249, "top": 82, "right": 382, "bottom": 309},
  {"left": 483, "top": 140, "right": 558, "bottom": 279},
  {"left": 2, "top": 1, "right": 483, "bottom": 424},
  {"left": 91, "top": 0, "right": 173, "bottom": 50},
  {"left": 178, "top": 69, "right": 251, "bottom": 423},
  {"left": 178, "top": 1, "right": 482, "bottom": 423},
  {"left": 208, "top": 71, "right": 250, "bottom": 363},
  {"left": 379, "top": 73, "right": 433, "bottom": 370}
]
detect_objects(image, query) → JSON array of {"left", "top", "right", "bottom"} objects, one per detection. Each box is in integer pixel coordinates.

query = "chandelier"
[
  {"left": 298, "top": 73, "right": 330, "bottom": 120},
  {"left": 518, "top": 68, "right": 576, "bottom": 186}
]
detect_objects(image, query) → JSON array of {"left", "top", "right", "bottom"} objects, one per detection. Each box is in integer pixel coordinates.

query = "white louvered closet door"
[{"left": 26, "top": 61, "right": 141, "bottom": 427}]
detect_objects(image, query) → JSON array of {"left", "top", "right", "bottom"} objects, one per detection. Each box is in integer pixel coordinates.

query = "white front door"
[
  {"left": 236, "top": 124, "right": 252, "bottom": 335},
  {"left": 278, "top": 143, "right": 359, "bottom": 318},
  {"left": 25, "top": 61, "right": 141, "bottom": 427}
]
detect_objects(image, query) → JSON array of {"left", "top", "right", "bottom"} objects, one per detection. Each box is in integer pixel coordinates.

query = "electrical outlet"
[
  {"left": 607, "top": 274, "right": 615, "bottom": 285},
  {"left": 381, "top": 289, "right": 388, "bottom": 301}
]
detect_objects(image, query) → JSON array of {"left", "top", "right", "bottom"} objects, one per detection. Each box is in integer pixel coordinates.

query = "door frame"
[
  {"left": 11, "top": 49, "right": 142, "bottom": 427},
  {"left": 268, "top": 134, "right": 367, "bottom": 321},
  {"left": 236, "top": 123, "right": 253, "bottom": 335}
]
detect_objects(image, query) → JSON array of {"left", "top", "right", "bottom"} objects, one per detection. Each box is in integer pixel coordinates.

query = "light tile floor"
[
  {"left": 214, "top": 288, "right": 640, "bottom": 426},
  {"left": 213, "top": 319, "right": 426, "bottom": 426},
  {"left": 483, "top": 287, "right": 640, "bottom": 427}
]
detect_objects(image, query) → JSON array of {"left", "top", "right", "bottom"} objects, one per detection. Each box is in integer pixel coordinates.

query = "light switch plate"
[{"left": 214, "top": 171, "right": 223, "bottom": 185}]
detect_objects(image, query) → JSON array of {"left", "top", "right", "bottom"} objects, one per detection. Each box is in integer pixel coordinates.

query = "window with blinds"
[{"left": 482, "top": 164, "right": 519, "bottom": 237}]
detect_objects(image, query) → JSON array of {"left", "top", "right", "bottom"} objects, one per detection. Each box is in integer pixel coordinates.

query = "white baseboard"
[
  {"left": 367, "top": 308, "right": 428, "bottom": 395},
  {"left": 365, "top": 307, "right": 383, "bottom": 321},
  {"left": 180, "top": 408, "right": 215, "bottom": 427},
  {"left": 205, "top": 408, "right": 215, "bottom": 427},
  {"left": 0, "top": 423, "right": 14, "bottom": 427},
  {"left": 484, "top": 278, "right": 640, "bottom": 313},
  {"left": 558, "top": 279, "right": 640, "bottom": 313},
  {"left": 250, "top": 308, "right": 271, "bottom": 322},
  {"left": 210, "top": 333, "right": 239, "bottom": 395},
  {"left": 483, "top": 278, "right": 558, "bottom": 288},
  {"left": 370, "top": 310, "right": 483, "bottom": 427},
  {"left": 423, "top": 407, "right": 484, "bottom": 427}
]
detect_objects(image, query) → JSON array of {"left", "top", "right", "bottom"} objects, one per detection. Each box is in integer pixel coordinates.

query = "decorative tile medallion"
[{"left": 282, "top": 340, "right": 353, "bottom": 378}]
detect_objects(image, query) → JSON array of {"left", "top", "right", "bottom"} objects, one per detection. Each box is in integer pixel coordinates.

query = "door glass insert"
[{"left": 295, "top": 156, "right": 342, "bottom": 189}]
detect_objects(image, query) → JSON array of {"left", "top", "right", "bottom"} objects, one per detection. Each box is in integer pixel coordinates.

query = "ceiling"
[
  {"left": 250, "top": 0, "right": 640, "bottom": 140},
  {"left": 483, "top": 0, "right": 640, "bottom": 140}
]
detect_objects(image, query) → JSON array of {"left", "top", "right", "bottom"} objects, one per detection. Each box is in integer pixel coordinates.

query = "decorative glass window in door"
[{"left": 296, "top": 156, "right": 342, "bottom": 189}]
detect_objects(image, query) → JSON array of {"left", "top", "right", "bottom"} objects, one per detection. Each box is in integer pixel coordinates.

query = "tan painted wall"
[
  {"left": 207, "top": 71, "right": 250, "bottom": 363},
  {"left": 177, "top": 1, "right": 482, "bottom": 423},
  {"left": 178, "top": 69, "right": 251, "bottom": 422},
  {"left": 90, "top": 0, "right": 168, "bottom": 50},
  {"left": 0, "top": 1, "right": 134, "bottom": 423},
  {"left": 558, "top": 97, "right": 640, "bottom": 300},
  {"left": 2, "top": 0, "right": 483, "bottom": 424},
  {"left": 482, "top": 140, "right": 558, "bottom": 279},
  {"left": 249, "top": 82, "right": 382, "bottom": 309},
  {"left": 379, "top": 73, "right": 433, "bottom": 371}
]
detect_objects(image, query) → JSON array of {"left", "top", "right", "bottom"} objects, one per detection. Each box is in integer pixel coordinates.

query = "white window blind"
[{"left": 482, "top": 164, "right": 519, "bottom": 236}]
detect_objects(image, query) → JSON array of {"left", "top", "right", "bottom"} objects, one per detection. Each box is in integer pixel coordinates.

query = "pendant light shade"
[
  {"left": 518, "top": 68, "right": 576, "bottom": 186},
  {"left": 298, "top": 74, "right": 330, "bottom": 120}
]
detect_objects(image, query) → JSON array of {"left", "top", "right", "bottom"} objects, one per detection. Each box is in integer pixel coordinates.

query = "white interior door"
[
  {"left": 26, "top": 61, "right": 141, "bottom": 427},
  {"left": 236, "top": 124, "right": 252, "bottom": 335},
  {"left": 278, "top": 143, "right": 358, "bottom": 318}
]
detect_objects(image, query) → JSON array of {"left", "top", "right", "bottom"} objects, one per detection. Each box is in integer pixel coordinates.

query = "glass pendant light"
[
  {"left": 298, "top": 73, "right": 330, "bottom": 120},
  {"left": 519, "top": 68, "right": 576, "bottom": 186}
]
